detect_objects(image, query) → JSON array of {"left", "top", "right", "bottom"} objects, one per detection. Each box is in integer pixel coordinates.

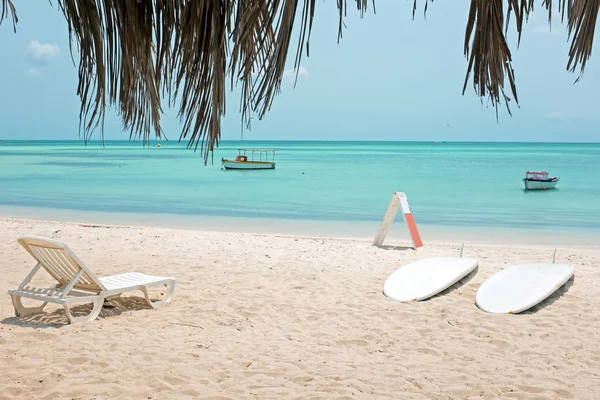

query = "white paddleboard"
[
  {"left": 476, "top": 263, "right": 574, "bottom": 314},
  {"left": 383, "top": 257, "right": 479, "bottom": 302}
]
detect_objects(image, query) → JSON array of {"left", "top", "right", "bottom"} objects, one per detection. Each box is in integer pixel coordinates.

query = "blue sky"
[{"left": 0, "top": 1, "right": 598, "bottom": 142}]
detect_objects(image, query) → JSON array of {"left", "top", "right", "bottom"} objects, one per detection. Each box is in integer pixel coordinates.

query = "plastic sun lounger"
[{"left": 8, "top": 236, "right": 176, "bottom": 324}]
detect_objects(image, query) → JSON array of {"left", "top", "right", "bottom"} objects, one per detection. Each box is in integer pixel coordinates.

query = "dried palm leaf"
[
  {"left": 462, "top": 0, "right": 522, "bottom": 117},
  {"left": 0, "top": 0, "right": 16, "bottom": 31}
]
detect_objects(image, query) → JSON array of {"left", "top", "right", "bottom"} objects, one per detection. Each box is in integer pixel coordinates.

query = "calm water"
[{"left": 1, "top": 140, "right": 599, "bottom": 238}]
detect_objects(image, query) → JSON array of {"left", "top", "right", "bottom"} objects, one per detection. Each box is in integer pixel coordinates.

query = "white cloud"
[
  {"left": 24, "top": 68, "right": 42, "bottom": 78},
  {"left": 282, "top": 66, "right": 309, "bottom": 83},
  {"left": 26, "top": 40, "right": 60, "bottom": 64}
]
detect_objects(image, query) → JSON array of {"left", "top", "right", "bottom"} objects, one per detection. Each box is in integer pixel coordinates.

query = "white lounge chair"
[{"left": 8, "top": 236, "right": 176, "bottom": 324}]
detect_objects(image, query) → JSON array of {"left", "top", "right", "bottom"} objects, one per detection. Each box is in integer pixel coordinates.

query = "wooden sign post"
[{"left": 373, "top": 192, "right": 423, "bottom": 249}]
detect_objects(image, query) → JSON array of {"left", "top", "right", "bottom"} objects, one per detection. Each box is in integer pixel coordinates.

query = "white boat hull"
[
  {"left": 523, "top": 178, "right": 559, "bottom": 190},
  {"left": 222, "top": 160, "right": 275, "bottom": 170}
]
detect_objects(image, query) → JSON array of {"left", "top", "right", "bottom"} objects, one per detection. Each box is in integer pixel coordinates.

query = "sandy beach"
[{"left": 1, "top": 217, "right": 599, "bottom": 399}]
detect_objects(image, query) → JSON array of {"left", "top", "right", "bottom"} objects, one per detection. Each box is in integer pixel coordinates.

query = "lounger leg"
[
  {"left": 63, "top": 297, "right": 104, "bottom": 324},
  {"left": 10, "top": 295, "right": 48, "bottom": 317},
  {"left": 141, "top": 280, "right": 175, "bottom": 308}
]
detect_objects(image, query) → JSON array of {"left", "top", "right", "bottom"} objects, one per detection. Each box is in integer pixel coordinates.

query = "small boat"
[
  {"left": 221, "top": 149, "right": 276, "bottom": 170},
  {"left": 523, "top": 171, "right": 559, "bottom": 190}
]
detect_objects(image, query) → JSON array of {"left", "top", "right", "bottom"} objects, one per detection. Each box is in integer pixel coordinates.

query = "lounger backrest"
[{"left": 18, "top": 236, "right": 106, "bottom": 291}]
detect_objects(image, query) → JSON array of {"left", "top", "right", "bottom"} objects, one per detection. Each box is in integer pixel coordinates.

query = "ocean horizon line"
[{"left": 2, "top": 139, "right": 600, "bottom": 145}]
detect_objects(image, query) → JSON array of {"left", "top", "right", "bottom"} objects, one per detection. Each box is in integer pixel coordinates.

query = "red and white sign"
[{"left": 373, "top": 192, "right": 423, "bottom": 249}]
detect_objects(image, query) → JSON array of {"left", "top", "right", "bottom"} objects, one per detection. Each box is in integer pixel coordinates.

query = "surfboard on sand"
[
  {"left": 476, "top": 263, "right": 575, "bottom": 314},
  {"left": 383, "top": 257, "right": 479, "bottom": 302}
]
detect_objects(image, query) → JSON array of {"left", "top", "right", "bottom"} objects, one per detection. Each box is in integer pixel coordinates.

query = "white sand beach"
[{"left": 1, "top": 217, "right": 599, "bottom": 399}]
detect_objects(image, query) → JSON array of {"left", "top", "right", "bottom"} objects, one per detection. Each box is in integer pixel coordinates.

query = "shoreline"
[
  {"left": 0, "top": 205, "right": 598, "bottom": 248},
  {"left": 2, "top": 217, "right": 600, "bottom": 261}
]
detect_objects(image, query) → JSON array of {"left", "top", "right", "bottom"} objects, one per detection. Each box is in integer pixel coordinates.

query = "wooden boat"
[
  {"left": 523, "top": 171, "right": 559, "bottom": 190},
  {"left": 221, "top": 149, "right": 276, "bottom": 170}
]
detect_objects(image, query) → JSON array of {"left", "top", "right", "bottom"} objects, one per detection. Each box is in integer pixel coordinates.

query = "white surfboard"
[
  {"left": 383, "top": 257, "right": 479, "bottom": 302},
  {"left": 476, "top": 263, "right": 574, "bottom": 314}
]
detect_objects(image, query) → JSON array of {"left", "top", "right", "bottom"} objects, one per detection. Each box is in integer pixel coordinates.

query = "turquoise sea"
[{"left": 1, "top": 140, "right": 599, "bottom": 244}]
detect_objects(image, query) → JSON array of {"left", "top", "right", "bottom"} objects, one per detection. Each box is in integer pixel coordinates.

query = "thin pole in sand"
[
  {"left": 553, "top": 248, "right": 557, "bottom": 264},
  {"left": 460, "top": 243, "right": 465, "bottom": 258}
]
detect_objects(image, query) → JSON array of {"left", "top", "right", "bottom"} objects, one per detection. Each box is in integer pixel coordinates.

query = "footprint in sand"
[
  {"left": 66, "top": 357, "right": 88, "bottom": 366},
  {"left": 335, "top": 339, "right": 368, "bottom": 347}
]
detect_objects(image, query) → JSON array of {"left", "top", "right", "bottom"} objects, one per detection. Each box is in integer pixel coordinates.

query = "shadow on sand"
[
  {"left": 423, "top": 266, "right": 480, "bottom": 302},
  {"left": 520, "top": 275, "right": 575, "bottom": 315},
  {"left": 374, "top": 244, "right": 415, "bottom": 252},
  {"left": 1, "top": 296, "right": 153, "bottom": 328},
  {"left": 470, "top": 275, "right": 575, "bottom": 315}
]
